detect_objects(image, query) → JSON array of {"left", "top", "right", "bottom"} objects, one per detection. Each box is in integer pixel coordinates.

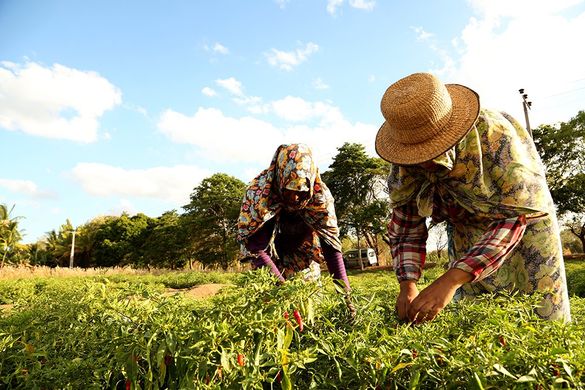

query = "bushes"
[{"left": 1, "top": 269, "right": 585, "bottom": 388}]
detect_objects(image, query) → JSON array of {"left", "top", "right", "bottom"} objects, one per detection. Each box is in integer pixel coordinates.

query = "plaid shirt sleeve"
[
  {"left": 387, "top": 202, "right": 428, "bottom": 282},
  {"left": 453, "top": 215, "right": 527, "bottom": 282}
]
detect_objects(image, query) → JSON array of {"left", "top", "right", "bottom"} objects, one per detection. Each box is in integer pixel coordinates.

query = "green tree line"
[{"left": 1, "top": 109, "right": 584, "bottom": 268}]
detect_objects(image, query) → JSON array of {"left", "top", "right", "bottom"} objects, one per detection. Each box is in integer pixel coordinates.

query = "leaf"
[
  {"left": 391, "top": 362, "right": 414, "bottom": 373},
  {"left": 561, "top": 360, "right": 574, "bottom": 378},
  {"left": 493, "top": 364, "right": 516, "bottom": 379},
  {"left": 220, "top": 348, "right": 230, "bottom": 372},
  {"left": 281, "top": 370, "right": 293, "bottom": 390},
  {"left": 408, "top": 370, "right": 420, "bottom": 389},
  {"left": 516, "top": 375, "right": 536, "bottom": 382},
  {"left": 472, "top": 372, "right": 485, "bottom": 390},
  {"left": 306, "top": 297, "right": 315, "bottom": 325},
  {"left": 283, "top": 322, "right": 293, "bottom": 350}
]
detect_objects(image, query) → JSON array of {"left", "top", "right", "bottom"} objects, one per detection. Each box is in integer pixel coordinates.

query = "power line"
[{"left": 539, "top": 85, "right": 585, "bottom": 100}]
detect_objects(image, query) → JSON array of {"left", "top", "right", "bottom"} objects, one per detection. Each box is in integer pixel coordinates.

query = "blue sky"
[{"left": 1, "top": 0, "right": 585, "bottom": 243}]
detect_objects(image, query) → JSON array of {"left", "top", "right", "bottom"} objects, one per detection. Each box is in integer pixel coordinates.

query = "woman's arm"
[
  {"left": 452, "top": 215, "right": 527, "bottom": 281},
  {"left": 388, "top": 202, "right": 429, "bottom": 282},
  {"left": 407, "top": 215, "right": 527, "bottom": 323},
  {"left": 320, "top": 240, "right": 350, "bottom": 290},
  {"left": 246, "top": 221, "right": 285, "bottom": 282}
]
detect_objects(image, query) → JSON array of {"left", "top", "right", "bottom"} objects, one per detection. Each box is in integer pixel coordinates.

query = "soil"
[{"left": 165, "top": 284, "right": 233, "bottom": 299}]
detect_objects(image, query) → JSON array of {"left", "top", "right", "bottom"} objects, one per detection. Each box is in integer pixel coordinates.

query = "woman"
[
  {"left": 237, "top": 143, "right": 351, "bottom": 293},
  {"left": 375, "top": 72, "right": 571, "bottom": 322}
]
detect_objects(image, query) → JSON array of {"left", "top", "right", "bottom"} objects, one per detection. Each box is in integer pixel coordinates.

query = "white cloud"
[
  {"left": 202, "top": 87, "right": 217, "bottom": 97},
  {"left": 213, "top": 42, "right": 229, "bottom": 55},
  {"left": 214, "top": 77, "right": 267, "bottom": 112},
  {"left": 271, "top": 96, "right": 344, "bottom": 123},
  {"left": 313, "top": 78, "right": 330, "bottom": 90},
  {"left": 158, "top": 107, "right": 281, "bottom": 162},
  {"left": 108, "top": 199, "right": 137, "bottom": 216},
  {"left": 420, "top": 0, "right": 585, "bottom": 126},
  {"left": 216, "top": 77, "right": 244, "bottom": 96},
  {"left": 275, "top": 0, "right": 289, "bottom": 8},
  {"left": 71, "top": 163, "right": 210, "bottom": 204},
  {"left": 0, "top": 62, "right": 122, "bottom": 142},
  {"left": 157, "top": 97, "right": 378, "bottom": 167},
  {"left": 0, "top": 179, "right": 41, "bottom": 196},
  {"left": 467, "top": 0, "right": 582, "bottom": 18},
  {"left": 327, "top": 0, "right": 344, "bottom": 15},
  {"left": 412, "top": 26, "right": 434, "bottom": 41},
  {"left": 266, "top": 42, "right": 319, "bottom": 71},
  {"left": 327, "top": 0, "right": 374, "bottom": 15},
  {"left": 349, "top": 0, "right": 375, "bottom": 11}
]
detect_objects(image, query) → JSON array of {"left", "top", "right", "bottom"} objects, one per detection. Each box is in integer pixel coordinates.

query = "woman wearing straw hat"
[
  {"left": 376, "top": 72, "right": 571, "bottom": 322},
  {"left": 237, "top": 143, "right": 355, "bottom": 315}
]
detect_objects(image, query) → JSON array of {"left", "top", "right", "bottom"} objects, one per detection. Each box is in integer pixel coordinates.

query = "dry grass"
[
  {"left": 0, "top": 265, "right": 155, "bottom": 280},
  {"left": 0, "top": 262, "right": 250, "bottom": 280}
]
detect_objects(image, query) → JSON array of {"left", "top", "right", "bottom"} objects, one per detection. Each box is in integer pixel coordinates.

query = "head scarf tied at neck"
[
  {"left": 387, "top": 109, "right": 554, "bottom": 219},
  {"left": 237, "top": 144, "right": 341, "bottom": 251}
]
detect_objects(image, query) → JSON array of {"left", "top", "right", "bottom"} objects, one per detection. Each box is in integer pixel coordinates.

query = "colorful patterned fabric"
[
  {"left": 386, "top": 109, "right": 571, "bottom": 321},
  {"left": 237, "top": 144, "right": 342, "bottom": 274}
]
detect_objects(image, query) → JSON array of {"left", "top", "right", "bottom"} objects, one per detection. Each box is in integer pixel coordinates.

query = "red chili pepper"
[
  {"left": 293, "top": 310, "right": 303, "bottom": 332},
  {"left": 237, "top": 353, "right": 245, "bottom": 367},
  {"left": 164, "top": 354, "right": 173, "bottom": 366},
  {"left": 125, "top": 379, "right": 131, "bottom": 390},
  {"left": 551, "top": 364, "right": 561, "bottom": 377},
  {"left": 276, "top": 370, "right": 282, "bottom": 383},
  {"left": 283, "top": 311, "right": 289, "bottom": 319}
]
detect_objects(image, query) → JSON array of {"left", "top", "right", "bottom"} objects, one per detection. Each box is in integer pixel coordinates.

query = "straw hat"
[{"left": 375, "top": 72, "right": 480, "bottom": 165}]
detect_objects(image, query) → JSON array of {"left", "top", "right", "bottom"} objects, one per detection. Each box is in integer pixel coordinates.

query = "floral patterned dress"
[
  {"left": 237, "top": 144, "right": 342, "bottom": 277},
  {"left": 387, "top": 109, "right": 571, "bottom": 321}
]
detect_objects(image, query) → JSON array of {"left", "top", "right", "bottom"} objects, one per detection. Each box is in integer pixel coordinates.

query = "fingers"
[
  {"left": 395, "top": 297, "right": 412, "bottom": 321},
  {"left": 408, "top": 299, "right": 441, "bottom": 324}
]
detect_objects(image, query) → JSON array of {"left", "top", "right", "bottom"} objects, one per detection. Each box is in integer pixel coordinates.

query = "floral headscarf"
[
  {"left": 386, "top": 109, "right": 554, "bottom": 220},
  {"left": 237, "top": 144, "right": 341, "bottom": 251}
]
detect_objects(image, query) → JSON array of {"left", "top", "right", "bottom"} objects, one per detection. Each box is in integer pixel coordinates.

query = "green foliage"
[
  {"left": 0, "top": 204, "right": 23, "bottom": 267},
  {"left": 321, "top": 143, "right": 391, "bottom": 255},
  {"left": 533, "top": 110, "right": 585, "bottom": 214},
  {"left": 533, "top": 110, "right": 585, "bottom": 252},
  {"left": 135, "top": 211, "right": 190, "bottom": 269},
  {"left": 1, "top": 269, "right": 585, "bottom": 388},
  {"left": 92, "top": 213, "right": 153, "bottom": 267},
  {"left": 183, "top": 173, "right": 247, "bottom": 270}
]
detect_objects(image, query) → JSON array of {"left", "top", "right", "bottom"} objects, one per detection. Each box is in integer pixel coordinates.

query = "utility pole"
[
  {"left": 518, "top": 88, "right": 533, "bottom": 137},
  {"left": 69, "top": 228, "right": 76, "bottom": 268}
]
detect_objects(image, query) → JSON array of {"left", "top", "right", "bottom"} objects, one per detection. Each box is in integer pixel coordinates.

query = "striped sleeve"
[
  {"left": 453, "top": 215, "right": 527, "bottom": 282},
  {"left": 387, "top": 202, "right": 428, "bottom": 282}
]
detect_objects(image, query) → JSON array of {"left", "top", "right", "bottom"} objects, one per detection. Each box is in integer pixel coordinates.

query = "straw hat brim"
[{"left": 375, "top": 84, "right": 480, "bottom": 165}]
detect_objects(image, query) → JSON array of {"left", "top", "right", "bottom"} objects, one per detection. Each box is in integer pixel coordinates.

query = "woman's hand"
[
  {"left": 396, "top": 280, "right": 419, "bottom": 321},
  {"left": 407, "top": 269, "right": 472, "bottom": 323}
]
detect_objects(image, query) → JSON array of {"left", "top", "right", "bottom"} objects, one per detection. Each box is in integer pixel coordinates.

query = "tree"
[
  {"left": 533, "top": 110, "right": 585, "bottom": 251},
  {"left": 91, "top": 213, "right": 152, "bottom": 267},
  {"left": 321, "top": 143, "right": 391, "bottom": 265},
  {"left": 0, "top": 204, "right": 23, "bottom": 267},
  {"left": 183, "top": 173, "right": 247, "bottom": 269},
  {"left": 139, "top": 211, "right": 189, "bottom": 269},
  {"left": 44, "top": 219, "right": 76, "bottom": 267}
]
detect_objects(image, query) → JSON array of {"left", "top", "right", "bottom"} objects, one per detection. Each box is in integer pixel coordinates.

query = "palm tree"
[{"left": 1, "top": 204, "right": 23, "bottom": 267}]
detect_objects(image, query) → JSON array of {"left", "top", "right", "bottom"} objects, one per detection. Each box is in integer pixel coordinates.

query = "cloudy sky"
[{"left": 1, "top": 0, "right": 584, "bottom": 242}]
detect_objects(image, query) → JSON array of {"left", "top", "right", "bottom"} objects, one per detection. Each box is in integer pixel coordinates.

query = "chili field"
[{"left": 1, "top": 262, "right": 585, "bottom": 389}]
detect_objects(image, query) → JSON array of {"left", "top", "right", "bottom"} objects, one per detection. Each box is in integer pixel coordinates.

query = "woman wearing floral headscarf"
[
  {"left": 375, "top": 72, "right": 571, "bottom": 322},
  {"left": 237, "top": 144, "right": 352, "bottom": 294}
]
